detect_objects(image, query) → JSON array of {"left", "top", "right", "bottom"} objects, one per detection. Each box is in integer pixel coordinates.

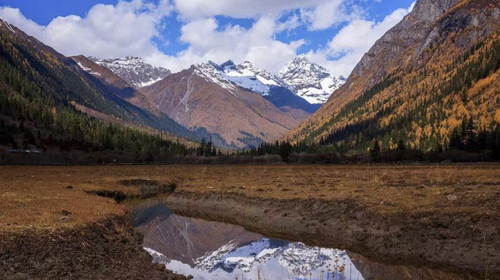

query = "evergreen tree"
[
  {"left": 465, "top": 117, "right": 477, "bottom": 151},
  {"left": 397, "top": 140, "right": 406, "bottom": 151},
  {"left": 279, "top": 142, "right": 292, "bottom": 163},
  {"left": 371, "top": 139, "right": 381, "bottom": 162},
  {"left": 493, "top": 126, "right": 500, "bottom": 160},
  {"left": 449, "top": 127, "right": 462, "bottom": 150}
]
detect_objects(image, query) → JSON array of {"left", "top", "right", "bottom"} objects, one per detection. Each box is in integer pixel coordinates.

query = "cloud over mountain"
[{"left": 0, "top": 0, "right": 413, "bottom": 76}]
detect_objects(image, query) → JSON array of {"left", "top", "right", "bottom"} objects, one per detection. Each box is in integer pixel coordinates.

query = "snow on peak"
[
  {"left": 192, "top": 58, "right": 343, "bottom": 104},
  {"left": 193, "top": 60, "right": 285, "bottom": 96},
  {"left": 191, "top": 238, "right": 362, "bottom": 278},
  {"left": 279, "top": 55, "right": 346, "bottom": 104},
  {"left": 89, "top": 56, "right": 171, "bottom": 88},
  {"left": 193, "top": 62, "right": 237, "bottom": 93}
]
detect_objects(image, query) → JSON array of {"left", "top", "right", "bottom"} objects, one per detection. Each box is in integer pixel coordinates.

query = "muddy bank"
[
  {"left": 0, "top": 215, "right": 189, "bottom": 280},
  {"left": 165, "top": 191, "right": 499, "bottom": 279}
]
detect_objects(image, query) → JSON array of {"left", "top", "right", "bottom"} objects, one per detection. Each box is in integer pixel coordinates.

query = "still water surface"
[
  {"left": 132, "top": 203, "right": 473, "bottom": 280},
  {"left": 133, "top": 203, "right": 363, "bottom": 280}
]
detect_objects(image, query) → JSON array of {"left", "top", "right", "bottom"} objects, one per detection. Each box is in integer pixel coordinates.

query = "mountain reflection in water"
[{"left": 133, "top": 203, "right": 364, "bottom": 280}]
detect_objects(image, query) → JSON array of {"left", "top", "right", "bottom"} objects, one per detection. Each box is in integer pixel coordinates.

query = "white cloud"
[
  {"left": 174, "top": 0, "right": 327, "bottom": 20},
  {"left": 0, "top": 0, "right": 415, "bottom": 78},
  {"left": 299, "top": 0, "right": 346, "bottom": 31},
  {"left": 151, "top": 17, "right": 305, "bottom": 72},
  {"left": 0, "top": 0, "right": 171, "bottom": 60},
  {"left": 306, "top": 2, "right": 414, "bottom": 76},
  {"left": 173, "top": 0, "right": 357, "bottom": 32}
]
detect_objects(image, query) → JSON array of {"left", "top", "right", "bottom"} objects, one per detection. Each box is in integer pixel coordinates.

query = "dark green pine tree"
[
  {"left": 397, "top": 140, "right": 406, "bottom": 151},
  {"left": 493, "top": 126, "right": 500, "bottom": 160},
  {"left": 279, "top": 142, "right": 292, "bottom": 163},
  {"left": 371, "top": 139, "right": 381, "bottom": 161},
  {"left": 449, "top": 127, "right": 462, "bottom": 150},
  {"left": 465, "top": 117, "right": 478, "bottom": 151},
  {"left": 198, "top": 138, "right": 206, "bottom": 156}
]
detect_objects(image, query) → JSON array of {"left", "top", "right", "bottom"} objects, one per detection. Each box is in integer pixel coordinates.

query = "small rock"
[
  {"left": 446, "top": 195, "right": 458, "bottom": 201},
  {"left": 61, "top": 210, "right": 72, "bottom": 216},
  {"left": 10, "top": 272, "right": 30, "bottom": 280},
  {"left": 152, "top": 263, "right": 165, "bottom": 271},
  {"left": 66, "top": 185, "right": 73, "bottom": 189},
  {"left": 58, "top": 216, "right": 70, "bottom": 223}
]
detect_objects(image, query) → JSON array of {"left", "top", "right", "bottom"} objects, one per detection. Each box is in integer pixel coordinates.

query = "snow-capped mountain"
[
  {"left": 195, "top": 238, "right": 349, "bottom": 276},
  {"left": 193, "top": 60, "right": 284, "bottom": 96},
  {"left": 89, "top": 56, "right": 171, "bottom": 88},
  {"left": 218, "top": 60, "right": 286, "bottom": 96},
  {"left": 279, "top": 55, "right": 346, "bottom": 104},
  {"left": 193, "top": 60, "right": 319, "bottom": 116},
  {"left": 146, "top": 238, "right": 364, "bottom": 280},
  {"left": 135, "top": 204, "right": 364, "bottom": 280}
]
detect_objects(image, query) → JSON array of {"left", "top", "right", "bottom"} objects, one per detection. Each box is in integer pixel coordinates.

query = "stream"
[{"left": 132, "top": 202, "right": 477, "bottom": 280}]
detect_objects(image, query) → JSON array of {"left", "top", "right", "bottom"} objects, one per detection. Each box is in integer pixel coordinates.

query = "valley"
[{"left": 1, "top": 0, "right": 500, "bottom": 279}]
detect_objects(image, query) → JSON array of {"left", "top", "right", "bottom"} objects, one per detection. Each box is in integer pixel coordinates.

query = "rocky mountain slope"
[
  {"left": 134, "top": 204, "right": 261, "bottom": 267},
  {"left": 89, "top": 56, "right": 171, "bottom": 88},
  {"left": 142, "top": 61, "right": 301, "bottom": 148},
  {"left": 207, "top": 60, "right": 319, "bottom": 119},
  {"left": 286, "top": 0, "right": 500, "bottom": 153},
  {"left": 71, "top": 55, "right": 160, "bottom": 114},
  {"left": 279, "top": 55, "right": 346, "bottom": 104},
  {"left": 0, "top": 18, "right": 196, "bottom": 143}
]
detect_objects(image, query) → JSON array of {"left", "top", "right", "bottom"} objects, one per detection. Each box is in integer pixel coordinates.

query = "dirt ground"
[
  {"left": 2, "top": 164, "right": 499, "bottom": 232},
  {"left": 0, "top": 164, "right": 499, "bottom": 279}
]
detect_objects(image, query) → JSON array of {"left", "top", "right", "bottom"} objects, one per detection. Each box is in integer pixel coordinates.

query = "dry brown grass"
[{"left": 1, "top": 164, "right": 499, "bottom": 233}]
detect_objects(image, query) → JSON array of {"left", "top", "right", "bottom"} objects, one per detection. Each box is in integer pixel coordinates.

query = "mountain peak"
[
  {"left": 278, "top": 56, "right": 344, "bottom": 104},
  {"left": 293, "top": 54, "right": 308, "bottom": 61},
  {"left": 220, "top": 60, "right": 235, "bottom": 67},
  {"left": 90, "top": 56, "right": 171, "bottom": 88}
]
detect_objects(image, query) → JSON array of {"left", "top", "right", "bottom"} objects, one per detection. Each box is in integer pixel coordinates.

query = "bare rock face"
[
  {"left": 411, "top": 0, "right": 461, "bottom": 22},
  {"left": 352, "top": 0, "right": 462, "bottom": 82},
  {"left": 142, "top": 62, "right": 300, "bottom": 148}
]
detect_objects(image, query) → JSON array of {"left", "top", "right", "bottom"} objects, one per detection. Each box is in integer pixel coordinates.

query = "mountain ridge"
[
  {"left": 279, "top": 55, "right": 346, "bottom": 104},
  {"left": 285, "top": 0, "right": 500, "bottom": 154},
  {"left": 142, "top": 63, "right": 301, "bottom": 148},
  {"left": 89, "top": 56, "right": 172, "bottom": 89}
]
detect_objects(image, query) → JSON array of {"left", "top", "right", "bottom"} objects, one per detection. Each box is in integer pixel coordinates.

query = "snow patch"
[
  {"left": 76, "top": 62, "right": 101, "bottom": 76},
  {"left": 1, "top": 19, "right": 16, "bottom": 33}
]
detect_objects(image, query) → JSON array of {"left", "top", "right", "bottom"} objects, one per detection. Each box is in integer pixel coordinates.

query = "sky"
[{"left": 0, "top": 0, "right": 415, "bottom": 76}]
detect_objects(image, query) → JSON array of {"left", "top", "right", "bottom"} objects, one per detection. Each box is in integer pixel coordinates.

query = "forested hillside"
[
  {"left": 285, "top": 0, "right": 500, "bottom": 159},
  {"left": 0, "top": 19, "right": 196, "bottom": 163}
]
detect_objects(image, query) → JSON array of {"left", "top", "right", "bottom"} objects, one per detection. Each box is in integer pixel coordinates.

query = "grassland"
[
  {"left": 3, "top": 164, "right": 499, "bottom": 231},
  {"left": 0, "top": 164, "right": 499, "bottom": 279}
]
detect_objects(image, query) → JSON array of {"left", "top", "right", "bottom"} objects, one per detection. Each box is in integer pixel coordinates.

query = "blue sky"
[{"left": 0, "top": 0, "right": 415, "bottom": 76}]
